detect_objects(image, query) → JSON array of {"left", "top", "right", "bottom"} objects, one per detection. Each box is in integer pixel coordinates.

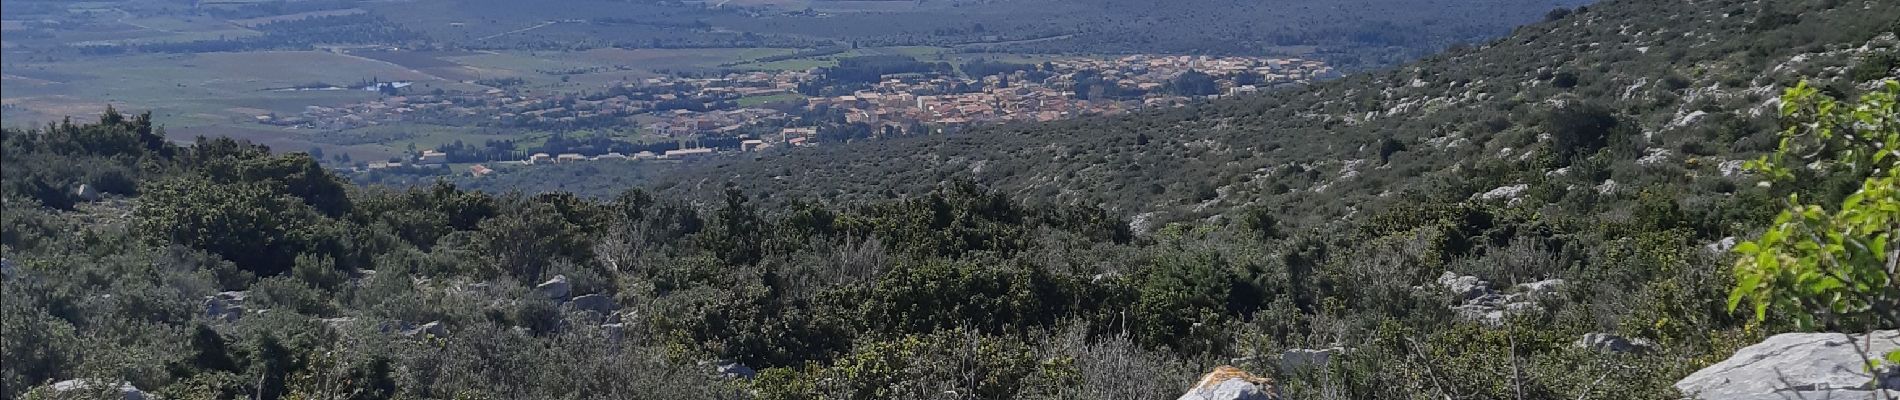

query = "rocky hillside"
[{"left": 643, "top": 0, "right": 1897, "bottom": 230}]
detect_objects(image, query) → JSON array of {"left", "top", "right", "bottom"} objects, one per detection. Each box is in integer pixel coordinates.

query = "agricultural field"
[
  {"left": 0, "top": 42, "right": 836, "bottom": 161},
  {"left": 0, "top": 50, "right": 487, "bottom": 160}
]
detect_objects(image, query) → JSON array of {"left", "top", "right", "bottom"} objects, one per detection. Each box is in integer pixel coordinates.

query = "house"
[
  {"left": 664, "top": 148, "right": 714, "bottom": 158},
  {"left": 528, "top": 153, "right": 552, "bottom": 164},
  {"left": 417, "top": 150, "right": 448, "bottom": 165},
  {"left": 741, "top": 139, "right": 766, "bottom": 151},
  {"left": 469, "top": 164, "right": 494, "bottom": 177},
  {"left": 594, "top": 152, "right": 629, "bottom": 161},
  {"left": 556, "top": 153, "right": 587, "bottom": 163}
]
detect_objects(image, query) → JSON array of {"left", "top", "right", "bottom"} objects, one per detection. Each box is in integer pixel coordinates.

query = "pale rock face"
[
  {"left": 535, "top": 275, "right": 572, "bottom": 300},
  {"left": 48, "top": 379, "right": 146, "bottom": 400},
  {"left": 204, "top": 291, "right": 248, "bottom": 323},
  {"left": 1575, "top": 333, "right": 1653, "bottom": 354},
  {"left": 1437, "top": 271, "right": 1490, "bottom": 300},
  {"left": 1676, "top": 330, "right": 1900, "bottom": 400},
  {"left": 1279, "top": 347, "right": 1346, "bottom": 372},
  {"left": 1705, "top": 236, "right": 1738, "bottom": 254},
  {"left": 1595, "top": 179, "right": 1620, "bottom": 195},
  {"left": 401, "top": 321, "right": 447, "bottom": 337},
  {"left": 1637, "top": 147, "right": 1674, "bottom": 166},
  {"left": 1436, "top": 272, "right": 1564, "bottom": 325},
  {"left": 1719, "top": 159, "right": 1748, "bottom": 177},
  {"left": 75, "top": 184, "right": 102, "bottom": 202},
  {"left": 567, "top": 293, "right": 617, "bottom": 314},
  {"left": 1177, "top": 366, "right": 1278, "bottom": 400},
  {"left": 1475, "top": 184, "right": 1529, "bottom": 203}
]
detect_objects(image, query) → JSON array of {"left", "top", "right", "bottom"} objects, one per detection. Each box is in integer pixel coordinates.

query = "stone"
[
  {"left": 1675, "top": 330, "right": 1900, "bottom": 400},
  {"left": 321, "top": 317, "right": 358, "bottom": 329},
  {"left": 1574, "top": 333, "right": 1652, "bottom": 354},
  {"left": 74, "top": 184, "right": 102, "bottom": 202},
  {"left": 204, "top": 291, "right": 248, "bottom": 323},
  {"left": 1177, "top": 365, "right": 1278, "bottom": 400},
  {"left": 1719, "top": 160, "right": 1749, "bottom": 177},
  {"left": 534, "top": 275, "right": 571, "bottom": 300},
  {"left": 601, "top": 323, "right": 627, "bottom": 342},
  {"left": 1637, "top": 147, "right": 1674, "bottom": 165},
  {"left": 1436, "top": 271, "right": 1491, "bottom": 300},
  {"left": 48, "top": 379, "right": 146, "bottom": 400},
  {"left": 1514, "top": 279, "right": 1564, "bottom": 295},
  {"left": 1437, "top": 273, "right": 1563, "bottom": 326},
  {"left": 1705, "top": 237, "right": 1738, "bottom": 254},
  {"left": 401, "top": 321, "right": 448, "bottom": 337},
  {"left": 717, "top": 361, "right": 756, "bottom": 379},
  {"left": 1475, "top": 184, "right": 1529, "bottom": 202},
  {"left": 1278, "top": 347, "right": 1345, "bottom": 372},
  {"left": 567, "top": 293, "right": 617, "bottom": 314},
  {"left": 1595, "top": 179, "right": 1620, "bottom": 195}
]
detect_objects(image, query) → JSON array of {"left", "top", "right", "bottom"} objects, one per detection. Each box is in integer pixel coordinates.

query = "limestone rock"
[
  {"left": 47, "top": 379, "right": 146, "bottom": 400},
  {"left": 1574, "top": 333, "right": 1652, "bottom": 354},
  {"left": 1436, "top": 272, "right": 1490, "bottom": 300},
  {"left": 534, "top": 275, "right": 571, "bottom": 300},
  {"left": 1475, "top": 184, "right": 1529, "bottom": 203},
  {"left": 204, "top": 291, "right": 248, "bottom": 323},
  {"left": 1279, "top": 347, "right": 1345, "bottom": 372},
  {"left": 1676, "top": 330, "right": 1900, "bottom": 400},
  {"left": 1515, "top": 279, "right": 1564, "bottom": 295},
  {"left": 717, "top": 362, "right": 756, "bottom": 379},
  {"left": 1705, "top": 236, "right": 1738, "bottom": 254},
  {"left": 1436, "top": 273, "right": 1562, "bottom": 325},
  {"left": 567, "top": 293, "right": 617, "bottom": 314},
  {"left": 400, "top": 321, "right": 448, "bottom": 337},
  {"left": 74, "top": 184, "right": 102, "bottom": 202},
  {"left": 1177, "top": 365, "right": 1278, "bottom": 400}
]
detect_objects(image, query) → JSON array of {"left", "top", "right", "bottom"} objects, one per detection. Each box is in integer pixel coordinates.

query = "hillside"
[
  {"left": 617, "top": 0, "right": 1899, "bottom": 230},
  {"left": 3, "top": 0, "right": 1898, "bottom": 399}
]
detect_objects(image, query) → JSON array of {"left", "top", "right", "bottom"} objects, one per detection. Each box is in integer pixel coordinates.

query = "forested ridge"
[{"left": 4, "top": 0, "right": 1900, "bottom": 399}]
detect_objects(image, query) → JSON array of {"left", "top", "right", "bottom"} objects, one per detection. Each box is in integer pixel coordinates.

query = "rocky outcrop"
[
  {"left": 399, "top": 321, "right": 448, "bottom": 337},
  {"left": 204, "top": 291, "right": 247, "bottom": 323},
  {"left": 74, "top": 184, "right": 101, "bottom": 202},
  {"left": 534, "top": 275, "right": 571, "bottom": 300},
  {"left": 1676, "top": 330, "right": 1900, "bottom": 400},
  {"left": 700, "top": 360, "right": 757, "bottom": 379},
  {"left": 1474, "top": 184, "right": 1529, "bottom": 204},
  {"left": 1436, "top": 272, "right": 1564, "bottom": 325},
  {"left": 46, "top": 379, "right": 147, "bottom": 400},
  {"left": 1279, "top": 347, "right": 1345, "bottom": 372},
  {"left": 1574, "top": 333, "right": 1652, "bottom": 354},
  {"left": 1177, "top": 365, "right": 1278, "bottom": 400},
  {"left": 567, "top": 293, "right": 617, "bottom": 315}
]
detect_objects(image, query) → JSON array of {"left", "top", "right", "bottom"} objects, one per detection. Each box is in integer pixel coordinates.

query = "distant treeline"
[
  {"left": 200, "top": 0, "right": 360, "bottom": 19},
  {"left": 739, "top": 44, "right": 853, "bottom": 65},
  {"left": 80, "top": 14, "right": 421, "bottom": 54}
]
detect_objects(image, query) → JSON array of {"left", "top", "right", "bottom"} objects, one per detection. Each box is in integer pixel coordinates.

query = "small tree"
[{"left": 1729, "top": 80, "right": 1899, "bottom": 376}]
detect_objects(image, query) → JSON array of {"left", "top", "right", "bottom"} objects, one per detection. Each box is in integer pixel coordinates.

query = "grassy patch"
[{"left": 738, "top": 92, "right": 807, "bottom": 107}]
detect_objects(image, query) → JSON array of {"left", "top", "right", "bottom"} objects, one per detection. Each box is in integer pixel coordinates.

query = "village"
[{"left": 296, "top": 54, "right": 1333, "bottom": 173}]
